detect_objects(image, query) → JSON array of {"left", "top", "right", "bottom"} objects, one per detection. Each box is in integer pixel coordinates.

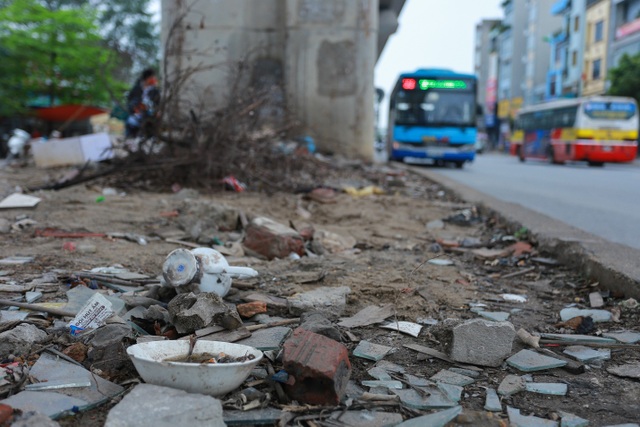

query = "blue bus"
[{"left": 387, "top": 69, "right": 478, "bottom": 168}]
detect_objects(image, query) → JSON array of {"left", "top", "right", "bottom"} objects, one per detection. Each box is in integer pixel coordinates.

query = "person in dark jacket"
[{"left": 125, "top": 68, "right": 158, "bottom": 138}]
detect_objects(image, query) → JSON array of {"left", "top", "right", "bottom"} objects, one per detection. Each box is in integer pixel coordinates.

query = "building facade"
[
  {"left": 497, "top": 0, "right": 528, "bottom": 122},
  {"left": 546, "top": 0, "right": 587, "bottom": 98},
  {"left": 583, "top": 0, "right": 612, "bottom": 95},
  {"left": 523, "top": 0, "right": 563, "bottom": 105},
  {"left": 609, "top": 0, "right": 640, "bottom": 69},
  {"left": 475, "top": 19, "right": 501, "bottom": 115}
]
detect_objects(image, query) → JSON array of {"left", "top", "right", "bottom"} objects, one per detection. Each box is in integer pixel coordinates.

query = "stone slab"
[
  {"left": 451, "top": 319, "right": 516, "bottom": 367},
  {"left": 236, "top": 326, "right": 291, "bottom": 351},
  {"left": 105, "top": 384, "right": 225, "bottom": 427},
  {"left": 287, "top": 286, "right": 351, "bottom": 317},
  {"left": 498, "top": 375, "right": 526, "bottom": 397}
]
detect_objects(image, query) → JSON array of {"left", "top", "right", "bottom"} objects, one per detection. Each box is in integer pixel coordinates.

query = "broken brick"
[
  {"left": 243, "top": 217, "right": 305, "bottom": 260},
  {"left": 509, "top": 241, "right": 533, "bottom": 257},
  {"left": 282, "top": 327, "right": 351, "bottom": 405},
  {"left": 237, "top": 301, "right": 267, "bottom": 319},
  {"left": 0, "top": 403, "right": 13, "bottom": 425},
  {"left": 63, "top": 342, "right": 88, "bottom": 363}
]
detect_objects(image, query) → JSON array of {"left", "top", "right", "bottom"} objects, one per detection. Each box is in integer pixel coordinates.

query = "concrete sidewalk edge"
[{"left": 412, "top": 167, "right": 640, "bottom": 301}]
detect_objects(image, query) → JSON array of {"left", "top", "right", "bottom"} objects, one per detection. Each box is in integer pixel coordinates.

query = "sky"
[{"left": 375, "top": 0, "right": 503, "bottom": 124}]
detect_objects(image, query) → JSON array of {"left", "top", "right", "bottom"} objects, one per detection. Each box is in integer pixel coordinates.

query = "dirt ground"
[{"left": 0, "top": 159, "right": 639, "bottom": 426}]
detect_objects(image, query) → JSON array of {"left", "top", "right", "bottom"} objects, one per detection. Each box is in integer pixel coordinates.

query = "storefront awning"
[{"left": 33, "top": 105, "right": 108, "bottom": 122}]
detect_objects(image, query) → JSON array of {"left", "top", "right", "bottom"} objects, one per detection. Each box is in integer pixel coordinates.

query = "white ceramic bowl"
[{"left": 127, "top": 340, "right": 263, "bottom": 396}]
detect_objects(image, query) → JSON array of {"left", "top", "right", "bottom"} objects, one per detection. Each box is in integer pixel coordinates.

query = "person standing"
[{"left": 125, "top": 68, "right": 158, "bottom": 138}]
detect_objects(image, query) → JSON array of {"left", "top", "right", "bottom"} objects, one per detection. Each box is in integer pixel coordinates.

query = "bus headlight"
[{"left": 458, "top": 144, "right": 474, "bottom": 152}]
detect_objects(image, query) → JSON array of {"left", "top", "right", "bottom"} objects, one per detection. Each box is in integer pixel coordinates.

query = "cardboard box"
[{"left": 31, "top": 132, "right": 114, "bottom": 168}]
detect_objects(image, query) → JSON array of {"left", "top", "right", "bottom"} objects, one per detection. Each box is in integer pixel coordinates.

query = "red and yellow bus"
[{"left": 511, "top": 96, "right": 638, "bottom": 166}]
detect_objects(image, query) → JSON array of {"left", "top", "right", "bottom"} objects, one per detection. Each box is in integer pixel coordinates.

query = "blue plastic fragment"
[{"left": 272, "top": 370, "right": 289, "bottom": 384}]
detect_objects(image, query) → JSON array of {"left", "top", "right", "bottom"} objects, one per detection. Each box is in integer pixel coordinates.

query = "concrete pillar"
[
  {"left": 161, "top": 0, "right": 378, "bottom": 160},
  {"left": 161, "top": 0, "right": 286, "bottom": 115},
  {"left": 284, "top": 0, "right": 378, "bottom": 159}
]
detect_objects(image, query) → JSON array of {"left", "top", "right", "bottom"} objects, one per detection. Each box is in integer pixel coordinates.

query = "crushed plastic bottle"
[{"left": 162, "top": 248, "right": 258, "bottom": 297}]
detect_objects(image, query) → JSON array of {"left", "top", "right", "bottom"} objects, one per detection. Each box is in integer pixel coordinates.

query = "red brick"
[
  {"left": 0, "top": 404, "right": 13, "bottom": 425},
  {"left": 282, "top": 327, "right": 351, "bottom": 405},
  {"left": 236, "top": 301, "right": 267, "bottom": 318},
  {"left": 63, "top": 342, "right": 88, "bottom": 363},
  {"left": 509, "top": 241, "right": 533, "bottom": 257},
  {"left": 243, "top": 217, "right": 305, "bottom": 260}
]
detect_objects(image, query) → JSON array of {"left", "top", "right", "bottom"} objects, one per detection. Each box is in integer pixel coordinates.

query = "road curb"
[{"left": 412, "top": 166, "right": 640, "bottom": 300}]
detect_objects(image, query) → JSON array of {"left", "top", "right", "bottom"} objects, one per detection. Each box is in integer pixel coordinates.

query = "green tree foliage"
[
  {"left": 607, "top": 53, "right": 640, "bottom": 103},
  {"left": 0, "top": 0, "right": 129, "bottom": 114},
  {"left": 64, "top": 0, "right": 159, "bottom": 75}
]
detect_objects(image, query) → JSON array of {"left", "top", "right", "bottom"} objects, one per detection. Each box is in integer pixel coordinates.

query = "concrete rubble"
[{"left": 0, "top": 164, "right": 639, "bottom": 427}]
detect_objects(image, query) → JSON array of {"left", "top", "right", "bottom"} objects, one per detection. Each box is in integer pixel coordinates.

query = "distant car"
[{"left": 475, "top": 132, "right": 488, "bottom": 154}]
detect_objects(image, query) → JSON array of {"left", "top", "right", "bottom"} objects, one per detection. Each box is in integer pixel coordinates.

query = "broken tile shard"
[
  {"left": 506, "top": 349, "right": 567, "bottom": 372},
  {"left": 524, "top": 382, "right": 568, "bottom": 395},
  {"left": 589, "top": 292, "right": 604, "bottom": 308},
  {"left": 224, "top": 408, "right": 283, "bottom": 426},
  {"left": 560, "top": 308, "right": 611, "bottom": 323},
  {"left": 563, "top": 345, "right": 611, "bottom": 362},
  {"left": 236, "top": 326, "right": 291, "bottom": 351},
  {"left": 430, "top": 370, "right": 474, "bottom": 386},
  {"left": 327, "top": 410, "right": 403, "bottom": 427},
  {"left": 477, "top": 311, "right": 510, "bottom": 322},
  {"left": 437, "top": 382, "right": 463, "bottom": 402},
  {"left": 337, "top": 304, "right": 395, "bottom": 328},
  {"left": 507, "top": 406, "right": 558, "bottom": 427},
  {"left": 0, "top": 193, "right": 41, "bottom": 209},
  {"left": 541, "top": 333, "right": 616, "bottom": 344},
  {"left": 361, "top": 380, "right": 403, "bottom": 390},
  {"left": 392, "top": 387, "right": 457, "bottom": 410},
  {"left": 484, "top": 388, "right": 502, "bottom": 411},
  {"left": 1, "top": 391, "right": 87, "bottom": 418},
  {"left": 395, "top": 406, "right": 462, "bottom": 427},
  {"left": 380, "top": 320, "right": 423, "bottom": 337},
  {"left": 353, "top": 341, "right": 394, "bottom": 362},
  {"left": 558, "top": 410, "right": 589, "bottom": 427},
  {"left": 602, "top": 331, "right": 640, "bottom": 344}
]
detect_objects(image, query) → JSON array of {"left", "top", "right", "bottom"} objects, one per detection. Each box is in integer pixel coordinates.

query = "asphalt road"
[{"left": 426, "top": 152, "right": 640, "bottom": 250}]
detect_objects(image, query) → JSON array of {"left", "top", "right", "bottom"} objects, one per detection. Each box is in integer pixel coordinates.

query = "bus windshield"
[{"left": 394, "top": 89, "right": 475, "bottom": 127}]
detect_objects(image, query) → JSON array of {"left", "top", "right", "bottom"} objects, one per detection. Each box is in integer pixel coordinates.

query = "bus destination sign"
[
  {"left": 584, "top": 102, "right": 636, "bottom": 120},
  {"left": 401, "top": 78, "right": 468, "bottom": 91}
]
